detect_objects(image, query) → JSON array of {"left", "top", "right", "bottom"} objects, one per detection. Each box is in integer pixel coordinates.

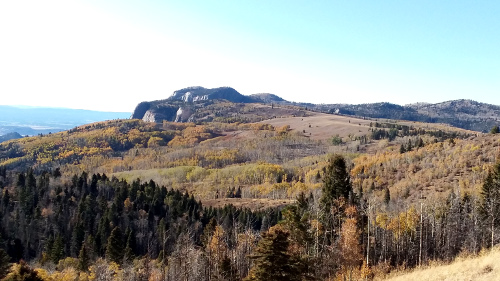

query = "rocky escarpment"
[
  {"left": 131, "top": 86, "right": 263, "bottom": 123},
  {"left": 169, "top": 86, "right": 256, "bottom": 103},
  {"left": 133, "top": 103, "right": 179, "bottom": 123}
]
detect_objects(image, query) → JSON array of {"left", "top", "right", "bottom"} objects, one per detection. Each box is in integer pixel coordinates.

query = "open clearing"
[
  {"left": 260, "top": 112, "right": 373, "bottom": 140},
  {"left": 260, "top": 111, "right": 478, "bottom": 141}
]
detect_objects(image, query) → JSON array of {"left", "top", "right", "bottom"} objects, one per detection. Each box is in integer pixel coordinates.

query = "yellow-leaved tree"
[{"left": 337, "top": 206, "right": 363, "bottom": 281}]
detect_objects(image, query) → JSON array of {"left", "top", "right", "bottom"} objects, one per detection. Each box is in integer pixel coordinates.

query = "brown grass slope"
[
  {"left": 260, "top": 110, "right": 476, "bottom": 141},
  {"left": 384, "top": 247, "right": 500, "bottom": 281}
]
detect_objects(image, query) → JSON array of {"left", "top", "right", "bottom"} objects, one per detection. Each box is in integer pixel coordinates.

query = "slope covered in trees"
[
  {"left": 0, "top": 107, "right": 499, "bottom": 280},
  {"left": 0, "top": 168, "right": 282, "bottom": 280}
]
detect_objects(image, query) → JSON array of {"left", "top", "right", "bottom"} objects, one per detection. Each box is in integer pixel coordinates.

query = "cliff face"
[
  {"left": 139, "top": 104, "right": 179, "bottom": 123},
  {"left": 131, "top": 87, "right": 259, "bottom": 123},
  {"left": 168, "top": 86, "right": 256, "bottom": 103},
  {"left": 131, "top": 102, "right": 152, "bottom": 120}
]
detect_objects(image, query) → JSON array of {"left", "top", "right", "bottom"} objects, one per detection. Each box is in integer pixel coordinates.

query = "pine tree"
[
  {"left": 78, "top": 244, "right": 90, "bottom": 272},
  {"left": 0, "top": 166, "right": 6, "bottom": 179},
  {"left": 51, "top": 235, "right": 65, "bottom": 264},
  {"left": 399, "top": 144, "right": 406, "bottom": 154},
  {"left": 417, "top": 137, "right": 424, "bottom": 148},
  {"left": 320, "top": 155, "right": 352, "bottom": 210},
  {"left": 244, "top": 225, "right": 303, "bottom": 281},
  {"left": 384, "top": 187, "right": 391, "bottom": 205},
  {"left": 480, "top": 162, "right": 500, "bottom": 248},
  {"left": 490, "top": 125, "right": 500, "bottom": 134},
  {"left": 70, "top": 223, "right": 85, "bottom": 257},
  {"left": 106, "top": 227, "right": 124, "bottom": 264},
  {"left": 407, "top": 140, "right": 413, "bottom": 152},
  {"left": 0, "top": 249, "right": 11, "bottom": 279},
  {"left": 220, "top": 254, "right": 238, "bottom": 281},
  {"left": 123, "top": 229, "right": 135, "bottom": 263},
  {"left": 235, "top": 187, "right": 242, "bottom": 198}
]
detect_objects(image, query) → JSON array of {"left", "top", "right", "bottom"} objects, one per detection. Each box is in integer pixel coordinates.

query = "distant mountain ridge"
[
  {"left": 0, "top": 132, "right": 22, "bottom": 143},
  {"left": 131, "top": 86, "right": 500, "bottom": 132},
  {"left": 328, "top": 99, "right": 500, "bottom": 132},
  {"left": 0, "top": 106, "right": 131, "bottom": 136}
]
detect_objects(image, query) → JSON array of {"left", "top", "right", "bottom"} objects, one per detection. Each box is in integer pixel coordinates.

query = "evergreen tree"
[
  {"left": 417, "top": 137, "right": 425, "bottom": 148},
  {"left": 220, "top": 254, "right": 238, "bottom": 281},
  {"left": 244, "top": 226, "right": 303, "bottom": 281},
  {"left": 0, "top": 249, "right": 11, "bottom": 279},
  {"left": 406, "top": 140, "right": 413, "bottom": 152},
  {"left": 235, "top": 187, "right": 242, "bottom": 198},
  {"left": 320, "top": 155, "right": 352, "bottom": 210},
  {"left": 384, "top": 187, "right": 391, "bottom": 205},
  {"left": 77, "top": 244, "right": 90, "bottom": 272},
  {"left": 70, "top": 223, "right": 85, "bottom": 257},
  {"left": 52, "top": 167, "right": 61, "bottom": 178},
  {"left": 51, "top": 235, "right": 64, "bottom": 264},
  {"left": 480, "top": 162, "right": 500, "bottom": 248},
  {"left": 0, "top": 166, "right": 6, "bottom": 179},
  {"left": 281, "top": 204, "right": 312, "bottom": 252},
  {"left": 490, "top": 125, "right": 500, "bottom": 134},
  {"left": 123, "top": 229, "right": 135, "bottom": 263},
  {"left": 399, "top": 144, "right": 406, "bottom": 154},
  {"left": 106, "top": 226, "right": 124, "bottom": 264}
]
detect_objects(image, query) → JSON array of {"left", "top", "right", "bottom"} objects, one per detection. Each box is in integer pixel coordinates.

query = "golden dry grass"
[
  {"left": 260, "top": 112, "right": 373, "bottom": 140},
  {"left": 259, "top": 111, "right": 475, "bottom": 141},
  {"left": 384, "top": 248, "right": 500, "bottom": 281}
]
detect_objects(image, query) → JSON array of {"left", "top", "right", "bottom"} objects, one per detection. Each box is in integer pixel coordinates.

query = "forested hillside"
[{"left": 0, "top": 107, "right": 499, "bottom": 280}]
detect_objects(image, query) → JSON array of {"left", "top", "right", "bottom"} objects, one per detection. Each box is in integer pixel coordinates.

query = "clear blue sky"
[{"left": 1, "top": 1, "right": 499, "bottom": 112}]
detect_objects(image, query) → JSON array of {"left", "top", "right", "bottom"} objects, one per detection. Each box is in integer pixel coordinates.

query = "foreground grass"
[{"left": 384, "top": 247, "right": 500, "bottom": 281}]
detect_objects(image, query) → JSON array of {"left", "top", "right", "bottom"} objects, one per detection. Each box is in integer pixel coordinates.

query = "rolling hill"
[{"left": 131, "top": 86, "right": 500, "bottom": 133}]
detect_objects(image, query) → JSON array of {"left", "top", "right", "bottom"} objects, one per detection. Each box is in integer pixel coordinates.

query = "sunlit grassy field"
[{"left": 384, "top": 247, "right": 500, "bottom": 281}]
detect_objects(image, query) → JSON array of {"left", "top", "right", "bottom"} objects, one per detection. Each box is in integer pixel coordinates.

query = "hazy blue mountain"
[
  {"left": 0, "top": 132, "right": 23, "bottom": 143},
  {"left": 0, "top": 106, "right": 131, "bottom": 136}
]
